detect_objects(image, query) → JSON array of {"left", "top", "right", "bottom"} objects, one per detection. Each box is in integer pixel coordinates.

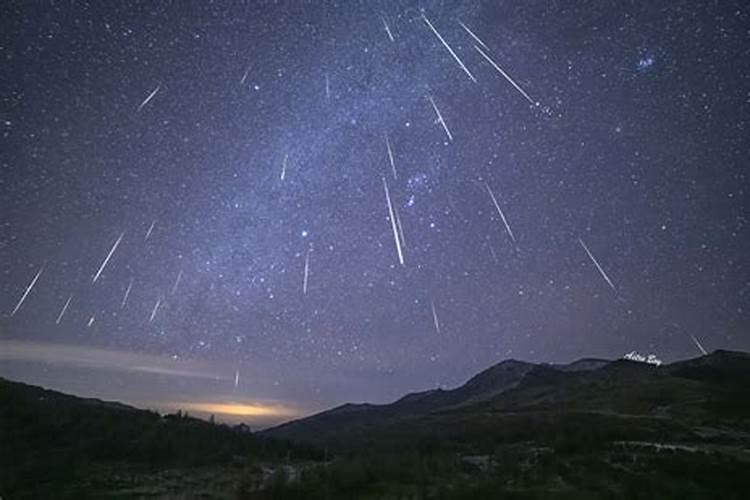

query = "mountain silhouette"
[
  {"left": 265, "top": 350, "right": 750, "bottom": 448},
  {"left": 3, "top": 350, "right": 749, "bottom": 498}
]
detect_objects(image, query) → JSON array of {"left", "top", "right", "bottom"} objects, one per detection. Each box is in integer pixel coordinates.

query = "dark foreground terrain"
[{"left": 2, "top": 350, "right": 750, "bottom": 499}]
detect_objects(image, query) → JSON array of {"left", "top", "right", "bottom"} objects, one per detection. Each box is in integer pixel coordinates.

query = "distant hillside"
[
  {"left": 266, "top": 350, "right": 750, "bottom": 448},
  {"left": 0, "top": 377, "right": 319, "bottom": 497},
  {"left": 255, "top": 350, "right": 750, "bottom": 499},
  {"left": 4, "top": 351, "right": 749, "bottom": 499}
]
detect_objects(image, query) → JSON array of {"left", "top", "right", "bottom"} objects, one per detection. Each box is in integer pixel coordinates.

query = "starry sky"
[{"left": 2, "top": 0, "right": 749, "bottom": 426}]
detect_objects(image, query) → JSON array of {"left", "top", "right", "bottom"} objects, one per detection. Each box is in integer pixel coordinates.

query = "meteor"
[
  {"left": 458, "top": 20, "right": 489, "bottom": 50},
  {"left": 474, "top": 44, "right": 537, "bottom": 106},
  {"left": 394, "top": 204, "right": 406, "bottom": 249},
  {"left": 56, "top": 294, "right": 73, "bottom": 325},
  {"left": 428, "top": 95, "right": 453, "bottom": 142},
  {"left": 578, "top": 238, "right": 616, "bottom": 291},
  {"left": 485, "top": 184, "right": 516, "bottom": 245},
  {"left": 137, "top": 85, "right": 161, "bottom": 112},
  {"left": 431, "top": 300, "right": 441, "bottom": 334},
  {"left": 122, "top": 278, "right": 134, "bottom": 308},
  {"left": 382, "top": 177, "right": 404, "bottom": 266},
  {"left": 149, "top": 297, "right": 162, "bottom": 323},
  {"left": 93, "top": 232, "right": 124, "bottom": 284},
  {"left": 382, "top": 16, "right": 395, "bottom": 42},
  {"left": 690, "top": 334, "right": 708, "bottom": 356},
  {"left": 281, "top": 153, "right": 288, "bottom": 181},
  {"left": 303, "top": 250, "right": 311, "bottom": 294},
  {"left": 385, "top": 133, "right": 397, "bottom": 179},
  {"left": 145, "top": 220, "right": 156, "bottom": 241},
  {"left": 10, "top": 265, "right": 44, "bottom": 317},
  {"left": 422, "top": 14, "right": 476, "bottom": 83},
  {"left": 171, "top": 270, "right": 183, "bottom": 295}
]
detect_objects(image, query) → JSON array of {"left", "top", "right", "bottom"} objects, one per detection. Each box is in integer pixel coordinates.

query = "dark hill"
[
  {"left": 265, "top": 351, "right": 750, "bottom": 448},
  {"left": 4, "top": 351, "right": 750, "bottom": 499},
  {"left": 0, "top": 377, "right": 319, "bottom": 497},
  {"left": 258, "top": 350, "right": 750, "bottom": 498},
  {"left": 267, "top": 359, "right": 535, "bottom": 443}
]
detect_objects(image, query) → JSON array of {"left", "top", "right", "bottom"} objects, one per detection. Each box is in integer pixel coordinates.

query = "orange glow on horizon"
[{"left": 175, "top": 401, "right": 299, "bottom": 418}]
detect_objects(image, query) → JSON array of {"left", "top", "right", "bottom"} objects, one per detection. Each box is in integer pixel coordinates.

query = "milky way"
[{"left": 1, "top": 1, "right": 748, "bottom": 424}]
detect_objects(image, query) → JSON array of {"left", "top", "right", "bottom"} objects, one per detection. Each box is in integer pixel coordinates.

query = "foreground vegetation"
[{"left": 252, "top": 444, "right": 749, "bottom": 500}]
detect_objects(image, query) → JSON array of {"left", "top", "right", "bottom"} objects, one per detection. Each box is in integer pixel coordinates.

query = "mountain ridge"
[
  {"left": 3, "top": 350, "right": 749, "bottom": 498},
  {"left": 265, "top": 350, "right": 750, "bottom": 445}
]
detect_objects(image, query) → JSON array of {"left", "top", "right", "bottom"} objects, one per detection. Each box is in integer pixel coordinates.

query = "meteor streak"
[
  {"left": 303, "top": 250, "right": 311, "bottom": 294},
  {"left": 690, "top": 334, "right": 708, "bottom": 356},
  {"left": 145, "top": 220, "right": 156, "bottom": 241},
  {"left": 578, "top": 238, "right": 616, "bottom": 291},
  {"left": 474, "top": 45, "right": 537, "bottom": 106},
  {"left": 394, "top": 204, "right": 406, "bottom": 249},
  {"left": 93, "top": 232, "right": 124, "bottom": 284},
  {"left": 431, "top": 300, "right": 441, "bottom": 334},
  {"left": 10, "top": 265, "right": 44, "bottom": 317},
  {"left": 385, "top": 133, "right": 397, "bottom": 179},
  {"left": 56, "top": 294, "right": 73, "bottom": 325},
  {"left": 122, "top": 278, "right": 133, "bottom": 308},
  {"left": 428, "top": 95, "right": 453, "bottom": 142},
  {"left": 382, "top": 177, "right": 405, "bottom": 266},
  {"left": 281, "top": 154, "right": 288, "bottom": 181},
  {"left": 458, "top": 20, "right": 489, "bottom": 50},
  {"left": 485, "top": 184, "right": 516, "bottom": 245},
  {"left": 382, "top": 16, "right": 395, "bottom": 42},
  {"left": 149, "top": 297, "right": 162, "bottom": 323},
  {"left": 171, "top": 270, "right": 183, "bottom": 295},
  {"left": 137, "top": 85, "right": 161, "bottom": 111},
  {"left": 422, "top": 14, "right": 476, "bottom": 83}
]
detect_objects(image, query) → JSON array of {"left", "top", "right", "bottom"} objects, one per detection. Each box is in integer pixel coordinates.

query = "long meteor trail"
[
  {"left": 474, "top": 44, "right": 537, "bottom": 106},
  {"left": 56, "top": 294, "right": 73, "bottom": 325},
  {"left": 428, "top": 95, "right": 453, "bottom": 142},
  {"left": 10, "top": 265, "right": 44, "bottom": 317},
  {"left": 93, "top": 232, "right": 124, "bottom": 283},
  {"left": 485, "top": 184, "right": 516, "bottom": 245},
  {"left": 578, "top": 238, "right": 616, "bottom": 291},
  {"left": 383, "top": 176, "right": 404, "bottom": 266},
  {"left": 422, "top": 14, "right": 476, "bottom": 82}
]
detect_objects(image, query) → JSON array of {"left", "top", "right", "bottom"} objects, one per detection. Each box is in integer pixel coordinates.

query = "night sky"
[{"left": 2, "top": 1, "right": 749, "bottom": 426}]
